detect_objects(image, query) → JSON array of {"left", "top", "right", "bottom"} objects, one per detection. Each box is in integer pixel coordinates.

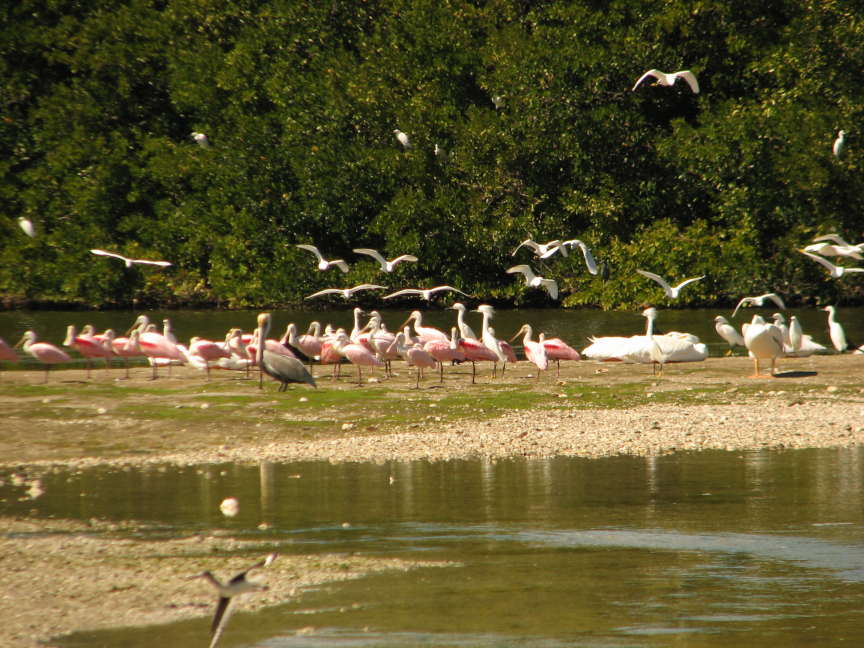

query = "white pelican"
[
  {"left": 296, "top": 244, "right": 349, "bottom": 272},
  {"left": 192, "top": 132, "right": 211, "bottom": 149},
  {"left": 834, "top": 130, "right": 846, "bottom": 158},
  {"left": 384, "top": 286, "right": 468, "bottom": 301},
  {"left": 636, "top": 270, "right": 704, "bottom": 299},
  {"left": 633, "top": 69, "right": 700, "bottom": 93},
  {"left": 742, "top": 315, "right": 784, "bottom": 378},
  {"left": 822, "top": 306, "right": 852, "bottom": 353},
  {"left": 306, "top": 284, "right": 386, "bottom": 299},
  {"left": 18, "top": 217, "right": 35, "bottom": 237},
  {"left": 353, "top": 248, "right": 418, "bottom": 272},
  {"left": 394, "top": 129, "right": 412, "bottom": 149},
  {"left": 800, "top": 251, "right": 864, "bottom": 278},
  {"left": 91, "top": 249, "right": 172, "bottom": 267},
  {"left": 562, "top": 240, "right": 598, "bottom": 274},
  {"left": 731, "top": 293, "right": 785, "bottom": 317},
  {"left": 713, "top": 315, "right": 745, "bottom": 355},
  {"left": 507, "top": 265, "right": 558, "bottom": 299},
  {"left": 492, "top": 95, "right": 506, "bottom": 109},
  {"left": 511, "top": 239, "right": 567, "bottom": 259}
]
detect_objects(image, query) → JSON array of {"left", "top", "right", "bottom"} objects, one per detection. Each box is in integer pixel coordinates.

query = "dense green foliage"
[{"left": 2, "top": 0, "right": 863, "bottom": 309}]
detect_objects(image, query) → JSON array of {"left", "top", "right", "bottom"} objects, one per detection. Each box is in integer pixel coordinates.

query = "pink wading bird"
[
  {"left": 510, "top": 324, "right": 549, "bottom": 383},
  {"left": 126, "top": 316, "right": 187, "bottom": 380},
  {"left": 111, "top": 329, "right": 146, "bottom": 379},
  {"left": 401, "top": 310, "right": 449, "bottom": 344},
  {"left": 0, "top": 337, "right": 20, "bottom": 378},
  {"left": 189, "top": 337, "right": 232, "bottom": 381},
  {"left": 319, "top": 332, "right": 345, "bottom": 380},
  {"left": 64, "top": 325, "right": 113, "bottom": 378},
  {"left": 541, "top": 336, "right": 581, "bottom": 377},
  {"left": 392, "top": 332, "right": 437, "bottom": 389},
  {"left": 282, "top": 323, "right": 323, "bottom": 375},
  {"left": 333, "top": 332, "right": 383, "bottom": 386},
  {"left": 423, "top": 327, "right": 466, "bottom": 383},
  {"left": 14, "top": 331, "right": 71, "bottom": 383}
]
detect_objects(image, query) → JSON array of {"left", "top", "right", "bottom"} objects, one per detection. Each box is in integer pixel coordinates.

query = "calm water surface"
[
  {"left": 0, "top": 307, "right": 861, "bottom": 368},
  {"left": 4, "top": 449, "right": 864, "bottom": 647}
]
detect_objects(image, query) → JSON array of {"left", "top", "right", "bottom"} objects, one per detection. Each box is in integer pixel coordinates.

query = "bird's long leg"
[
  {"left": 439, "top": 362, "right": 444, "bottom": 383},
  {"left": 536, "top": 368, "right": 541, "bottom": 383},
  {"left": 501, "top": 362, "right": 507, "bottom": 377},
  {"left": 205, "top": 361, "right": 211, "bottom": 382},
  {"left": 44, "top": 364, "right": 49, "bottom": 384},
  {"left": 86, "top": 357, "right": 92, "bottom": 379},
  {"left": 151, "top": 362, "right": 158, "bottom": 381},
  {"left": 492, "top": 362, "right": 497, "bottom": 378},
  {"left": 124, "top": 358, "right": 130, "bottom": 380},
  {"left": 415, "top": 366, "right": 421, "bottom": 389},
  {"left": 104, "top": 357, "right": 110, "bottom": 375},
  {"left": 770, "top": 358, "right": 777, "bottom": 377},
  {"left": 357, "top": 366, "right": 362, "bottom": 387},
  {"left": 748, "top": 359, "right": 760, "bottom": 379},
  {"left": 471, "top": 361, "right": 476, "bottom": 384},
  {"left": 556, "top": 360, "right": 560, "bottom": 378}
]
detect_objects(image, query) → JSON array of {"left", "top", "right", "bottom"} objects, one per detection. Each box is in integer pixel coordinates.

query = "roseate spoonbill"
[
  {"left": 64, "top": 325, "right": 112, "bottom": 378},
  {"left": 282, "top": 323, "right": 323, "bottom": 374},
  {"left": 333, "top": 332, "right": 382, "bottom": 386},
  {"left": 319, "top": 334, "right": 345, "bottom": 380},
  {"left": 633, "top": 69, "right": 700, "bottom": 93},
  {"left": 192, "top": 553, "right": 277, "bottom": 648},
  {"left": 348, "top": 307, "right": 366, "bottom": 343},
  {"left": 742, "top": 315, "right": 784, "bottom": 377},
  {"left": 0, "top": 337, "right": 19, "bottom": 378},
  {"left": 448, "top": 303, "right": 477, "bottom": 340},
  {"left": 731, "top": 293, "right": 785, "bottom": 317},
  {"left": 822, "top": 306, "right": 855, "bottom": 353},
  {"left": 510, "top": 324, "right": 548, "bottom": 382},
  {"left": 128, "top": 320, "right": 187, "bottom": 380},
  {"left": 507, "top": 265, "right": 558, "bottom": 299},
  {"left": 392, "top": 333, "right": 436, "bottom": 388},
  {"left": 800, "top": 251, "right": 864, "bottom": 278},
  {"left": 562, "top": 240, "right": 598, "bottom": 274},
  {"left": 423, "top": 327, "right": 466, "bottom": 382},
  {"left": 112, "top": 330, "right": 145, "bottom": 378},
  {"left": 401, "top": 311, "right": 448, "bottom": 343},
  {"left": 636, "top": 270, "right": 704, "bottom": 299},
  {"left": 788, "top": 316, "right": 804, "bottom": 355},
  {"left": 353, "top": 249, "right": 418, "bottom": 272},
  {"left": 14, "top": 331, "right": 71, "bottom": 382},
  {"left": 255, "top": 313, "right": 316, "bottom": 391},
  {"left": 189, "top": 337, "right": 232, "bottom": 381},
  {"left": 456, "top": 334, "right": 499, "bottom": 384},
  {"left": 541, "top": 336, "right": 581, "bottom": 377},
  {"left": 511, "top": 239, "right": 567, "bottom": 259},
  {"left": 18, "top": 217, "right": 35, "bottom": 237},
  {"left": 834, "top": 130, "right": 846, "bottom": 158},
  {"left": 365, "top": 316, "right": 398, "bottom": 377},
  {"left": 192, "top": 132, "right": 211, "bottom": 149},
  {"left": 713, "top": 316, "right": 745, "bottom": 355},
  {"left": 90, "top": 249, "right": 172, "bottom": 268},
  {"left": 492, "top": 95, "right": 505, "bottom": 109},
  {"left": 384, "top": 286, "right": 469, "bottom": 301},
  {"left": 296, "top": 244, "right": 349, "bottom": 272},
  {"left": 394, "top": 129, "right": 412, "bottom": 149},
  {"left": 162, "top": 319, "right": 178, "bottom": 344},
  {"left": 306, "top": 284, "right": 387, "bottom": 299}
]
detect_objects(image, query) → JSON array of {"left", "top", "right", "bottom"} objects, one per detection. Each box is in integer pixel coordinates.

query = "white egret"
[
  {"left": 507, "top": 265, "right": 558, "bottom": 299},
  {"left": 562, "top": 239, "right": 598, "bottom": 274},
  {"left": 713, "top": 315, "right": 745, "bottom": 355},
  {"left": 633, "top": 69, "right": 700, "bottom": 93},
  {"left": 833, "top": 130, "right": 846, "bottom": 158},
  {"left": 822, "top": 306, "right": 852, "bottom": 353},
  {"left": 384, "top": 286, "right": 468, "bottom": 301},
  {"left": 353, "top": 248, "right": 418, "bottom": 272},
  {"left": 394, "top": 129, "right": 412, "bottom": 149},
  {"left": 636, "top": 270, "right": 704, "bottom": 299},
  {"left": 511, "top": 239, "right": 567, "bottom": 259},
  {"left": 18, "top": 217, "right": 35, "bottom": 237},
  {"left": 807, "top": 234, "right": 864, "bottom": 259},
  {"left": 731, "top": 293, "right": 785, "bottom": 317},
  {"left": 192, "top": 132, "right": 211, "bottom": 149},
  {"left": 742, "top": 315, "right": 784, "bottom": 378},
  {"left": 620, "top": 308, "right": 669, "bottom": 376},
  {"left": 788, "top": 315, "right": 803, "bottom": 355},
  {"left": 306, "top": 284, "right": 386, "bottom": 299},
  {"left": 800, "top": 251, "right": 864, "bottom": 278},
  {"left": 296, "top": 244, "right": 349, "bottom": 272},
  {"left": 448, "top": 303, "right": 477, "bottom": 340},
  {"left": 492, "top": 95, "right": 506, "bottom": 109},
  {"left": 91, "top": 249, "right": 172, "bottom": 268}
]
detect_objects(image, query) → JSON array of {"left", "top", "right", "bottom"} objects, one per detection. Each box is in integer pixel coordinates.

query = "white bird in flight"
[
  {"left": 296, "top": 244, "right": 349, "bottom": 272},
  {"left": 353, "top": 248, "right": 418, "bottom": 272},
  {"left": 805, "top": 234, "right": 864, "bottom": 260},
  {"left": 18, "top": 217, "right": 35, "bottom": 237},
  {"left": 492, "top": 96, "right": 506, "bottom": 109},
  {"left": 394, "top": 129, "right": 412, "bottom": 149},
  {"left": 636, "top": 270, "right": 704, "bottom": 299},
  {"left": 384, "top": 286, "right": 468, "bottom": 301},
  {"left": 633, "top": 69, "right": 700, "bottom": 94},
  {"left": 800, "top": 251, "right": 864, "bottom": 278},
  {"left": 833, "top": 130, "right": 846, "bottom": 158},
  {"left": 562, "top": 239, "right": 598, "bottom": 274},
  {"left": 306, "top": 284, "right": 387, "bottom": 299},
  {"left": 512, "top": 239, "right": 567, "bottom": 259},
  {"left": 91, "top": 249, "right": 172, "bottom": 268},
  {"left": 731, "top": 293, "right": 785, "bottom": 318},
  {"left": 507, "top": 265, "right": 559, "bottom": 299},
  {"left": 192, "top": 132, "right": 211, "bottom": 149}
]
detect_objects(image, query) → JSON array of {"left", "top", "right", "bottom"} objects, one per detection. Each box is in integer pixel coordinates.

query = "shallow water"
[
  {"left": 0, "top": 306, "right": 861, "bottom": 369},
  {"left": 5, "top": 448, "right": 864, "bottom": 647}
]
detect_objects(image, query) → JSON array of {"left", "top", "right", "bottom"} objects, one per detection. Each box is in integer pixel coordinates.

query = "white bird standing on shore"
[
  {"left": 448, "top": 303, "right": 477, "bottom": 340},
  {"left": 633, "top": 69, "right": 700, "bottom": 93},
  {"left": 91, "top": 250, "right": 172, "bottom": 268},
  {"left": 834, "top": 130, "right": 846, "bottom": 158},
  {"left": 507, "top": 265, "right": 558, "bottom": 299},
  {"left": 296, "top": 244, "right": 349, "bottom": 272},
  {"left": 731, "top": 293, "right": 785, "bottom": 317},
  {"left": 394, "top": 129, "right": 412, "bottom": 149},
  {"left": 713, "top": 315, "right": 745, "bottom": 355},
  {"left": 822, "top": 306, "right": 852, "bottom": 353},
  {"left": 788, "top": 315, "right": 803, "bottom": 355},
  {"left": 636, "top": 270, "right": 704, "bottom": 299},
  {"left": 353, "top": 248, "right": 418, "bottom": 272},
  {"left": 742, "top": 315, "right": 784, "bottom": 378},
  {"left": 800, "top": 251, "right": 864, "bottom": 279}
]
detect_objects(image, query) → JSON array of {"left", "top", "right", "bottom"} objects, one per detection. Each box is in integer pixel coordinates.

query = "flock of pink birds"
[{"left": 0, "top": 304, "right": 581, "bottom": 387}]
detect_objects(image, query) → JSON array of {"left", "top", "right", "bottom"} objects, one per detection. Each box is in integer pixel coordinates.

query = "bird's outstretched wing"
[
  {"left": 540, "top": 279, "right": 559, "bottom": 300},
  {"left": 332, "top": 260, "right": 350, "bottom": 273},
  {"left": 132, "top": 259, "right": 172, "bottom": 267},
  {"left": 674, "top": 70, "right": 700, "bottom": 93},
  {"left": 801, "top": 251, "right": 839, "bottom": 274},
  {"left": 306, "top": 289, "right": 345, "bottom": 299},
  {"left": 512, "top": 240, "right": 540, "bottom": 256},
  {"left": 813, "top": 234, "right": 851, "bottom": 247},
  {"left": 564, "top": 240, "right": 598, "bottom": 274},
  {"left": 296, "top": 244, "right": 324, "bottom": 262},
  {"left": 673, "top": 276, "right": 705, "bottom": 291},
  {"left": 507, "top": 265, "right": 534, "bottom": 281},
  {"left": 391, "top": 254, "right": 418, "bottom": 266},
  {"left": 539, "top": 240, "right": 567, "bottom": 259},
  {"left": 632, "top": 69, "right": 662, "bottom": 91},
  {"left": 636, "top": 270, "right": 673, "bottom": 296},
  {"left": 430, "top": 285, "right": 468, "bottom": 296},
  {"left": 352, "top": 284, "right": 388, "bottom": 292},
  {"left": 763, "top": 293, "right": 786, "bottom": 309},
  {"left": 731, "top": 297, "right": 751, "bottom": 318},
  {"left": 354, "top": 248, "right": 387, "bottom": 269},
  {"left": 384, "top": 289, "right": 423, "bottom": 299},
  {"left": 91, "top": 249, "right": 127, "bottom": 261}
]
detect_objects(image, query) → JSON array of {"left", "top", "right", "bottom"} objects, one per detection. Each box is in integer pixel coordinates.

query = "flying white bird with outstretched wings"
[
  {"left": 801, "top": 251, "right": 864, "bottom": 279},
  {"left": 633, "top": 69, "right": 700, "bottom": 94},
  {"left": 731, "top": 293, "right": 785, "bottom": 318},
  {"left": 296, "top": 244, "right": 349, "bottom": 272},
  {"left": 507, "top": 265, "right": 559, "bottom": 300},
  {"left": 512, "top": 239, "right": 567, "bottom": 259},
  {"left": 636, "top": 270, "right": 704, "bottom": 299},
  {"left": 562, "top": 239, "right": 598, "bottom": 274},
  {"left": 384, "top": 286, "right": 468, "bottom": 301},
  {"left": 306, "top": 284, "right": 387, "bottom": 299},
  {"left": 91, "top": 250, "right": 172, "bottom": 268},
  {"left": 353, "top": 248, "right": 418, "bottom": 272}
]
